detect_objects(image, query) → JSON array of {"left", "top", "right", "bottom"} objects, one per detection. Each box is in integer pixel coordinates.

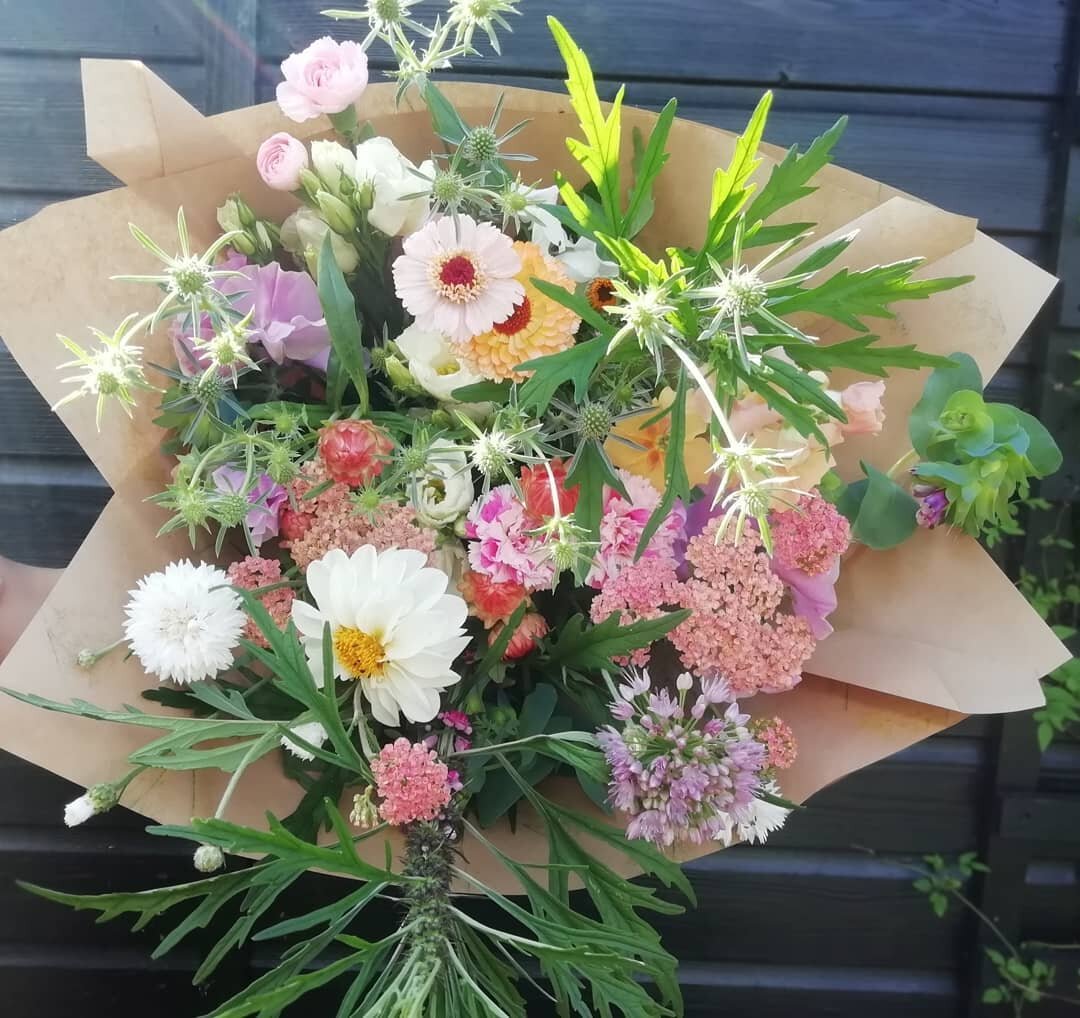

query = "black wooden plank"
[
  {"left": 204, "top": 0, "right": 257, "bottom": 115},
  {"left": 0, "top": 55, "right": 207, "bottom": 194},
  {"left": 0, "top": 473, "right": 108, "bottom": 566},
  {"left": 258, "top": 0, "right": 1068, "bottom": 97},
  {"left": 0, "top": 0, "right": 203, "bottom": 60}
]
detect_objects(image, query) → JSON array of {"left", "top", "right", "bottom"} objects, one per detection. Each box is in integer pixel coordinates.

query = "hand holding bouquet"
[{"left": 0, "top": 5, "right": 1068, "bottom": 1015}]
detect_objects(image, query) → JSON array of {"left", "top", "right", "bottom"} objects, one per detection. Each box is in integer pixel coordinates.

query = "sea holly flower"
[
  {"left": 604, "top": 275, "right": 684, "bottom": 374},
  {"left": 452, "top": 93, "right": 531, "bottom": 166},
  {"left": 386, "top": 18, "right": 472, "bottom": 102},
  {"left": 322, "top": 0, "right": 432, "bottom": 51},
  {"left": 115, "top": 208, "right": 244, "bottom": 332},
  {"left": 122, "top": 561, "right": 247, "bottom": 685},
  {"left": 191, "top": 310, "right": 259, "bottom": 386},
  {"left": 291, "top": 546, "right": 469, "bottom": 726},
  {"left": 392, "top": 214, "right": 524, "bottom": 343},
  {"left": 447, "top": 0, "right": 522, "bottom": 54},
  {"left": 212, "top": 469, "right": 288, "bottom": 548},
  {"left": 403, "top": 158, "right": 496, "bottom": 220},
  {"left": 52, "top": 313, "right": 159, "bottom": 429}
]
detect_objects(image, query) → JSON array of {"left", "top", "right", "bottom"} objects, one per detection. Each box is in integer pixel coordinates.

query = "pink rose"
[
  {"left": 276, "top": 36, "right": 369, "bottom": 123},
  {"left": 840, "top": 380, "right": 886, "bottom": 435},
  {"left": 256, "top": 132, "right": 309, "bottom": 191}
]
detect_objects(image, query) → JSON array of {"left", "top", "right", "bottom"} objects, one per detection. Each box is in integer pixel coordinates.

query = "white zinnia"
[
  {"left": 64, "top": 794, "right": 96, "bottom": 828},
  {"left": 395, "top": 323, "right": 484, "bottom": 403},
  {"left": 281, "top": 721, "right": 330, "bottom": 762},
  {"left": 353, "top": 137, "right": 435, "bottom": 237},
  {"left": 412, "top": 440, "right": 474, "bottom": 527},
  {"left": 123, "top": 560, "right": 246, "bottom": 685},
  {"left": 291, "top": 546, "right": 469, "bottom": 726}
]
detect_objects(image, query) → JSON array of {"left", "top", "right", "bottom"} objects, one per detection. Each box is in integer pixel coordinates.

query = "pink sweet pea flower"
[
  {"left": 276, "top": 37, "right": 369, "bottom": 123},
  {"left": 212, "top": 467, "right": 289, "bottom": 547},
  {"left": 840, "top": 380, "right": 886, "bottom": 435},
  {"left": 256, "top": 132, "right": 309, "bottom": 191}
]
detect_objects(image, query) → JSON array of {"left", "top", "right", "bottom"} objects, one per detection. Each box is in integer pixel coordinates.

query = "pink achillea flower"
[
  {"left": 754, "top": 717, "right": 798, "bottom": 770},
  {"left": 669, "top": 519, "right": 815, "bottom": 697},
  {"left": 586, "top": 470, "right": 685, "bottom": 588},
  {"left": 589, "top": 556, "right": 682, "bottom": 667},
  {"left": 465, "top": 485, "right": 554, "bottom": 591},
  {"left": 226, "top": 556, "right": 294, "bottom": 648},
  {"left": 392, "top": 215, "right": 523, "bottom": 343},
  {"left": 370, "top": 738, "right": 452, "bottom": 826},
  {"left": 771, "top": 493, "right": 851, "bottom": 576},
  {"left": 597, "top": 670, "right": 776, "bottom": 847},
  {"left": 281, "top": 461, "right": 436, "bottom": 571}
]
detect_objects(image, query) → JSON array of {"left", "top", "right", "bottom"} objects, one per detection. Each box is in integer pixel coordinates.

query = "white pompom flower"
[
  {"left": 291, "top": 546, "right": 469, "bottom": 727},
  {"left": 123, "top": 560, "right": 246, "bottom": 685}
]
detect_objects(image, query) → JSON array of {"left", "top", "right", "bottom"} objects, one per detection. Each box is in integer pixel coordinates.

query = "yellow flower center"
[{"left": 333, "top": 626, "right": 387, "bottom": 680}]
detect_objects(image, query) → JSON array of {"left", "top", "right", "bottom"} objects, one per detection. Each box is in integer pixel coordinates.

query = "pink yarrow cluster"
[
  {"left": 587, "top": 471, "right": 685, "bottom": 588},
  {"left": 589, "top": 556, "right": 682, "bottom": 667},
  {"left": 226, "top": 556, "right": 295, "bottom": 648},
  {"left": 598, "top": 671, "right": 771, "bottom": 847},
  {"left": 771, "top": 494, "right": 851, "bottom": 576},
  {"left": 754, "top": 717, "right": 798, "bottom": 771},
  {"left": 370, "top": 738, "right": 453, "bottom": 826},
  {"left": 282, "top": 460, "right": 436, "bottom": 571},
  {"left": 465, "top": 484, "right": 555, "bottom": 591},
  {"left": 670, "top": 518, "right": 816, "bottom": 697}
]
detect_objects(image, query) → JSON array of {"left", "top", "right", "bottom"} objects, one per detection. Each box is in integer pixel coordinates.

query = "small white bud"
[
  {"left": 676, "top": 673, "right": 694, "bottom": 693},
  {"left": 63, "top": 794, "right": 96, "bottom": 828},
  {"left": 193, "top": 845, "right": 225, "bottom": 873}
]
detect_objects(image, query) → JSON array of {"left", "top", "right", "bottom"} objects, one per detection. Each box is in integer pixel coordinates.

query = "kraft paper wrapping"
[{"left": 0, "top": 62, "right": 1068, "bottom": 887}]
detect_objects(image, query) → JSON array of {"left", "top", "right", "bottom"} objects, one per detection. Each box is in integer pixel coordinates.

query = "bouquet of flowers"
[{"left": 0, "top": 5, "right": 1069, "bottom": 1016}]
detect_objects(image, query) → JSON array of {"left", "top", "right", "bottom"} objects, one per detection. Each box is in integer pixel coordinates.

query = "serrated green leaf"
[
  {"left": 775, "top": 333, "right": 957, "bottom": 378},
  {"left": 517, "top": 334, "right": 607, "bottom": 414},
  {"left": 623, "top": 99, "right": 677, "bottom": 238},
  {"left": 543, "top": 609, "right": 690, "bottom": 672}
]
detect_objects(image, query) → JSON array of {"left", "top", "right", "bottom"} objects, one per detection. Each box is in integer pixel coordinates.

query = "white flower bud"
[
  {"left": 63, "top": 794, "right": 96, "bottom": 828},
  {"left": 193, "top": 845, "right": 225, "bottom": 873}
]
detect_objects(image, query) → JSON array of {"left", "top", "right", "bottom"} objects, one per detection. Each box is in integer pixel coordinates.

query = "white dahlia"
[
  {"left": 291, "top": 546, "right": 469, "bottom": 726},
  {"left": 123, "top": 560, "right": 246, "bottom": 685}
]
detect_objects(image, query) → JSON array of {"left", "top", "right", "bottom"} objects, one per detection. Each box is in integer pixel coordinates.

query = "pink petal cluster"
[
  {"left": 589, "top": 556, "right": 681, "bottom": 667},
  {"left": 586, "top": 470, "right": 685, "bottom": 588},
  {"left": 370, "top": 738, "right": 452, "bottom": 826},
  {"left": 840, "top": 380, "right": 886, "bottom": 435},
  {"left": 598, "top": 670, "right": 769, "bottom": 847},
  {"left": 669, "top": 519, "right": 816, "bottom": 697},
  {"left": 464, "top": 485, "right": 554, "bottom": 592},
  {"left": 256, "top": 132, "right": 309, "bottom": 191},
  {"left": 226, "top": 556, "right": 295, "bottom": 648},
  {"left": 212, "top": 466, "right": 288, "bottom": 547},
  {"left": 754, "top": 717, "right": 798, "bottom": 770},
  {"left": 771, "top": 493, "right": 851, "bottom": 576},
  {"left": 276, "top": 37, "right": 369, "bottom": 122},
  {"left": 282, "top": 461, "right": 436, "bottom": 571}
]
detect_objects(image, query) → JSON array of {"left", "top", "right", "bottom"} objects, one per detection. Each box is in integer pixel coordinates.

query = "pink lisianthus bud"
[
  {"left": 256, "top": 132, "right": 309, "bottom": 191},
  {"left": 276, "top": 36, "right": 369, "bottom": 122},
  {"left": 839, "top": 380, "right": 886, "bottom": 435}
]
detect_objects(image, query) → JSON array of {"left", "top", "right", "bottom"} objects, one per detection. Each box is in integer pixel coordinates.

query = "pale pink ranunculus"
[
  {"left": 276, "top": 36, "right": 369, "bottom": 123},
  {"left": 840, "top": 380, "right": 886, "bottom": 435},
  {"left": 256, "top": 132, "right": 309, "bottom": 191}
]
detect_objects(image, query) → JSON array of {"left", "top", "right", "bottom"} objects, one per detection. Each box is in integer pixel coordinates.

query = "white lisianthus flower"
[
  {"left": 64, "top": 794, "right": 96, "bottom": 828},
  {"left": 310, "top": 139, "right": 357, "bottom": 197},
  {"left": 281, "top": 721, "right": 330, "bottom": 762},
  {"left": 528, "top": 204, "right": 619, "bottom": 283},
  {"left": 394, "top": 323, "right": 484, "bottom": 403},
  {"left": 281, "top": 207, "right": 359, "bottom": 274},
  {"left": 123, "top": 561, "right": 246, "bottom": 685},
  {"left": 291, "top": 546, "right": 469, "bottom": 726},
  {"left": 353, "top": 137, "right": 435, "bottom": 237},
  {"left": 413, "top": 440, "right": 474, "bottom": 528}
]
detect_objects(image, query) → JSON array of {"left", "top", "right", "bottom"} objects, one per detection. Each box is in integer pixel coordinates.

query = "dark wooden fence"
[{"left": 0, "top": 2, "right": 1078, "bottom": 1015}]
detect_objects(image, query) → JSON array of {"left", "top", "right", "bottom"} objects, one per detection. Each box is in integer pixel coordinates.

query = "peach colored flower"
[
  {"left": 606, "top": 387, "right": 713, "bottom": 491},
  {"left": 839, "top": 380, "right": 886, "bottom": 435},
  {"left": 458, "top": 569, "right": 529, "bottom": 629},
  {"left": 276, "top": 37, "right": 369, "bottom": 122},
  {"left": 459, "top": 242, "right": 580, "bottom": 382},
  {"left": 491, "top": 611, "right": 549, "bottom": 660}
]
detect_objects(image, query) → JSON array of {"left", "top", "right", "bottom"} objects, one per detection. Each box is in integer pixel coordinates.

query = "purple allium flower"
[{"left": 597, "top": 668, "right": 779, "bottom": 848}]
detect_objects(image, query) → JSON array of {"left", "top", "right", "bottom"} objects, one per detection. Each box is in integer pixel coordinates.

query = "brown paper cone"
[{"left": 0, "top": 63, "right": 1067, "bottom": 888}]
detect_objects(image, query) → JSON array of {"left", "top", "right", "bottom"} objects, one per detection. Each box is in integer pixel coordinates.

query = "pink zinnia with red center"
[{"left": 392, "top": 215, "right": 524, "bottom": 343}]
